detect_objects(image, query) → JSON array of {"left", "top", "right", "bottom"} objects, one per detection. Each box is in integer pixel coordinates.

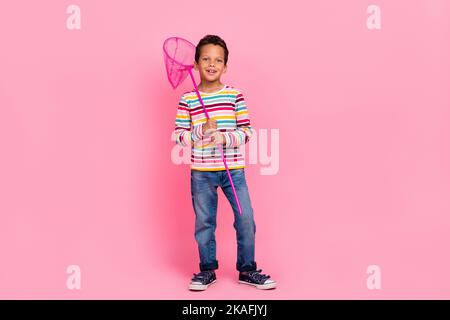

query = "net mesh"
[{"left": 163, "top": 37, "right": 196, "bottom": 89}]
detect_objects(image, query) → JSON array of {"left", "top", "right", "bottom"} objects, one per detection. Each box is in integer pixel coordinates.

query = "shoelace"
[
  {"left": 247, "top": 269, "right": 270, "bottom": 283},
  {"left": 192, "top": 271, "right": 213, "bottom": 282}
]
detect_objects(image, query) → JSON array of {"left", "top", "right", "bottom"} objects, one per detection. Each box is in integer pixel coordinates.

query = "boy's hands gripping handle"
[
  {"left": 202, "top": 118, "right": 217, "bottom": 136},
  {"left": 203, "top": 119, "right": 225, "bottom": 145}
]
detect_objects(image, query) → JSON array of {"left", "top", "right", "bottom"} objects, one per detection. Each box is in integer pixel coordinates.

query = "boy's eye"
[{"left": 201, "top": 57, "right": 223, "bottom": 63}]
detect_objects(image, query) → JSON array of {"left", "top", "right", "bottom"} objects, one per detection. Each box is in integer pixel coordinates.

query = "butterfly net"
[{"left": 163, "top": 37, "right": 196, "bottom": 89}]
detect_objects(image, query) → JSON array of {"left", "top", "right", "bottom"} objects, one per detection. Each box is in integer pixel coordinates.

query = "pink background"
[{"left": 1, "top": 0, "right": 449, "bottom": 299}]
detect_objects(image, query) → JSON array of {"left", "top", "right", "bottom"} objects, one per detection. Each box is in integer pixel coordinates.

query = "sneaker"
[
  {"left": 189, "top": 270, "right": 217, "bottom": 291},
  {"left": 238, "top": 269, "right": 277, "bottom": 290}
]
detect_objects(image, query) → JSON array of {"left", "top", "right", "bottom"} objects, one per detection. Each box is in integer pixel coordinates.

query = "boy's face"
[{"left": 194, "top": 44, "right": 227, "bottom": 83}]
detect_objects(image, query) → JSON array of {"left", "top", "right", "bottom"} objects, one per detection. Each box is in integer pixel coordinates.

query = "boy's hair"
[{"left": 195, "top": 35, "right": 229, "bottom": 66}]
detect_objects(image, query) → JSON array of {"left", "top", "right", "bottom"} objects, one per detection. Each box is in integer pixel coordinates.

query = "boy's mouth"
[{"left": 206, "top": 69, "right": 217, "bottom": 75}]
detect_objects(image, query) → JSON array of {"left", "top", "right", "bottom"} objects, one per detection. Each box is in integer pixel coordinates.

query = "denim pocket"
[
  {"left": 232, "top": 168, "right": 245, "bottom": 176},
  {"left": 191, "top": 170, "right": 217, "bottom": 194},
  {"left": 230, "top": 169, "right": 246, "bottom": 188}
]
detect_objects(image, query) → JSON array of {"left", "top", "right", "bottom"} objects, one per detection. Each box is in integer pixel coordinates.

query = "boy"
[{"left": 173, "top": 35, "right": 276, "bottom": 291}]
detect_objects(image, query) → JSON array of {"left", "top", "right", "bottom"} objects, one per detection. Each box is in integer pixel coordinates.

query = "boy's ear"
[
  {"left": 194, "top": 61, "right": 198, "bottom": 71},
  {"left": 223, "top": 64, "right": 227, "bottom": 73}
]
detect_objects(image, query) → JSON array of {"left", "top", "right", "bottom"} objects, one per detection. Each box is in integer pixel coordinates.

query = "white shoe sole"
[
  {"left": 189, "top": 279, "right": 216, "bottom": 291},
  {"left": 238, "top": 280, "right": 277, "bottom": 290}
]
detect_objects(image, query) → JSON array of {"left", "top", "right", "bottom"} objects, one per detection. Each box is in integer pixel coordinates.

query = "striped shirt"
[{"left": 173, "top": 84, "right": 254, "bottom": 171}]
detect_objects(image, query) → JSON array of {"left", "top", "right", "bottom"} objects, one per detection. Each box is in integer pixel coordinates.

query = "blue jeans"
[{"left": 191, "top": 168, "right": 257, "bottom": 272}]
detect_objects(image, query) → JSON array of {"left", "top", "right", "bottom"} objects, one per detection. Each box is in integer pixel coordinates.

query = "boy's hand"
[
  {"left": 210, "top": 131, "right": 225, "bottom": 145},
  {"left": 202, "top": 118, "right": 217, "bottom": 136}
]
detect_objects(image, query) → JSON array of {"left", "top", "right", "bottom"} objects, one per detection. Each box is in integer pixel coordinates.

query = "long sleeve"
[
  {"left": 173, "top": 95, "right": 204, "bottom": 147},
  {"left": 222, "top": 91, "right": 254, "bottom": 148}
]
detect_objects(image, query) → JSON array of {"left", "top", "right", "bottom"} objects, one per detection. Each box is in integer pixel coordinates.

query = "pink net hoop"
[{"left": 163, "top": 37, "right": 196, "bottom": 89}]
